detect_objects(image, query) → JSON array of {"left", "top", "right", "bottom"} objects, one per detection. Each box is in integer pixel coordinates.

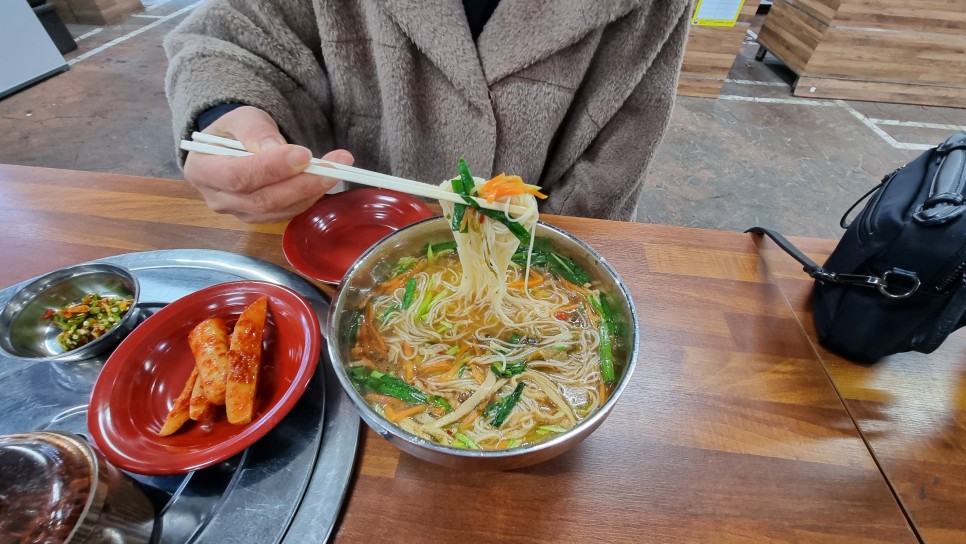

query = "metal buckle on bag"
[{"left": 811, "top": 268, "right": 920, "bottom": 299}]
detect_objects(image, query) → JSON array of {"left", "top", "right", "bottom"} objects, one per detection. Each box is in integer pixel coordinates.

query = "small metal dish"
[{"left": 0, "top": 263, "right": 140, "bottom": 361}]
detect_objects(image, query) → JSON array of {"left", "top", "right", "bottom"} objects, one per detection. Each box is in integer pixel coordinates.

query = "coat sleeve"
[
  {"left": 539, "top": 3, "right": 692, "bottom": 221},
  {"left": 164, "top": 0, "right": 334, "bottom": 162}
]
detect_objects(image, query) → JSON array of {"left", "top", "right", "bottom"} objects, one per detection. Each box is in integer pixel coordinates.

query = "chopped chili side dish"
[{"left": 42, "top": 294, "right": 134, "bottom": 351}]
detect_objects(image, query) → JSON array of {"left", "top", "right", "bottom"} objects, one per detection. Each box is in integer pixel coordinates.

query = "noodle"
[{"left": 348, "top": 166, "right": 619, "bottom": 450}]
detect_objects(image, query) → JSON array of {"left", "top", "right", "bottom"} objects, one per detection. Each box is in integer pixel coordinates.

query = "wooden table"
[{"left": 3, "top": 164, "right": 963, "bottom": 543}]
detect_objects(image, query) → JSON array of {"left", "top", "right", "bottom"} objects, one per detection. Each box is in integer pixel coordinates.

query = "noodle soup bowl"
[{"left": 327, "top": 217, "right": 639, "bottom": 470}]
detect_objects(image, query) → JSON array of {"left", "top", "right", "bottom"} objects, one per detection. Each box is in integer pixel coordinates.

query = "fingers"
[
  {"left": 205, "top": 106, "right": 285, "bottom": 153},
  {"left": 185, "top": 143, "right": 310, "bottom": 193},
  {"left": 183, "top": 105, "right": 356, "bottom": 223},
  {"left": 187, "top": 148, "right": 354, "bottom": 223}
]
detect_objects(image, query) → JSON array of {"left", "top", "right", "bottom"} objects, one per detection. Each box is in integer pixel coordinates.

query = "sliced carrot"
[
  {"left": 404, "top": 360, "right": 415, "bottom": 382},
  {"left": 385, "top": 404, "right": 428, "bottom": 422},
  {"left": 470, "top": 364, "right": 486, "bottom": 384},
  {"left": 419, "top": 360, "right": 453, "bottom": 375},
  {"left": 479, "top": 173, "right": 509, "bottom": 196},
  {"left": 402, "top": 342, "right": 414, "bottom": 358},
  {"left": 507, "top": 270, "right": 544, "bottom": 289},
  {"left": 458, "top": 409, "right": 480, "bottom": 430},
  {"left": 379, "top": 260, "right": 427, "bottom": 294},
  {"left": 365, "top": 392, "right": 406, "bottom": 408}
]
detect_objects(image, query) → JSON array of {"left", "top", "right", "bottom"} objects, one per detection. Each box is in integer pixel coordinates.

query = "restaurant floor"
[{"left": 3, "top": 0, "right": 966, "bottom": 239}]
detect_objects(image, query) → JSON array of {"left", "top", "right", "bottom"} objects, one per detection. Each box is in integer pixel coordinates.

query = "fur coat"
[{"left": 165, "top": 0, "right": 691, "bottom": 220}]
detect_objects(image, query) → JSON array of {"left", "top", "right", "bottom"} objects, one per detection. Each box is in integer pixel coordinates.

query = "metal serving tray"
[{"left": 0, "top": 250, "right": 359, "bottom": 544}]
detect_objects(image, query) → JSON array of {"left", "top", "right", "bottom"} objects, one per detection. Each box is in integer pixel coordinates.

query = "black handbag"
[{"left": 747, "top": 131, "right": 966, "bottom": 362}]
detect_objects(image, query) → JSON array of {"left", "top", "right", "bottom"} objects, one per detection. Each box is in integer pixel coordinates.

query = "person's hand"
[{"left": 184, "top": 106, "right": 353, "bottom": 223}]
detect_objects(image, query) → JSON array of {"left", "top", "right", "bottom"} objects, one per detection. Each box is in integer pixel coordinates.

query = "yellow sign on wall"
[{"left": 692, "top": 0, "right": 746, "bottom": 27}]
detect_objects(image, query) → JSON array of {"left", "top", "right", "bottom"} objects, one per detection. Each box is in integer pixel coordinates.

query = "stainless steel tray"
[{"left": 0, "top": 250, "right": 359, "bottom": 543}]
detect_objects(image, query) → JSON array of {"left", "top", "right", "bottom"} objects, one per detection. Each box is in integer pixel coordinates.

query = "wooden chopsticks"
[{"left": 180, "top": 133, "right": 529, "bottom": 216}]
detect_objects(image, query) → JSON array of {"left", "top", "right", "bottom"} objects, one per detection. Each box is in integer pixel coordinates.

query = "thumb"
[{"left": 211, "top": 106, "right": 287, "bottom": 153}]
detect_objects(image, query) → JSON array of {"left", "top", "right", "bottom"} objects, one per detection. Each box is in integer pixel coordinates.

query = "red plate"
[
  {"left": 283, "top": 188, "right": 434, "bottom": 284},
  {"left": 87, "top": 281, "right": 321, "bottom": 475}
]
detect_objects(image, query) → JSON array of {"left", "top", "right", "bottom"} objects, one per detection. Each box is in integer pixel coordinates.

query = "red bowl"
[
  {"left": 283, "top": 188, "right": 434, "bottom": 284},
  {"left": 87, "top": 281, "right": 321, "bottom": 475}
]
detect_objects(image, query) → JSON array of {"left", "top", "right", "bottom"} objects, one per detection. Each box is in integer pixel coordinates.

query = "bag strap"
[
  {"left": 917, "top": 274, "right": 966, "bottom": 352},
  {"left": 745, "top": 227, "right": 921, "bottom": 299}
]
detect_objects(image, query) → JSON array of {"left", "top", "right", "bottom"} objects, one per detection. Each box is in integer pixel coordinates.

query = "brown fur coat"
[{"left": 165, "top": 0, "right": 691, "bottom": 220}]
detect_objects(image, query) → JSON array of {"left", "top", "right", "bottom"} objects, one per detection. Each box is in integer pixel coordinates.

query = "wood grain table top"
[{"left": 2, "top": 164, "right": 960, "bottom": 543}]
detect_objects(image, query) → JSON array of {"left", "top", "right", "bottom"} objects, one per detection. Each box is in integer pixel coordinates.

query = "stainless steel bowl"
[
  {"left": 327, "top": 217, "right": 639, "bottom": 470},
  {"left": 0, "top": 263, "right": 140, "bottom": 361}
]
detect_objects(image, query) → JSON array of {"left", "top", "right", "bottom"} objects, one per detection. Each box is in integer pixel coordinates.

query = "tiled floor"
[{"left": 2, "top": 3, "right": 965, "bottom": 239}]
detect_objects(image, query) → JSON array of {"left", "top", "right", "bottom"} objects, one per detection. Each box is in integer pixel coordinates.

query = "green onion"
[
  {"left": 446, "top": 345, "right": 460, "bottom": 355},
  {"left": 457, "top": 362, "right": 468, "bottom": 378},
  {"left": 456, "top": 159, "right": 479, "bottom": 208},
  {"left": 437, "top": 321, "right": 454, "bottom": 333},
  {"left": 401, "top": 278, "right": 417, "bottom": 310},
  {"left": 535, "top": 425, "right": 568, "bottom": 435},
  {"left": 356, "top": 369, "right": 452, "bottom": 411},
  {"left": 429, "top": 241, "right": 458, "bottom": 254},
  {"left": 347, "top": 312, "right": 363, "bottom": 345},
  {"left": 505, "top": 438, "right": 523, "bottom": 448},
  {"left": 490, "top": 361, "right": 527, "bottom": 378},
  {"left": 419, "top": 289, "right": 450, "bottom": 321},
  {"left": 598, "top": 322, "right": 615, "bottom": 384},
  {"left": 483, "top": 382, "right": 526, "bottom": 428},
  {"left": 454, "top": 432, "right": 480, "bottom": 450},
  {"left": 479, "top": 208, "right": 531, "bottom": 245},
  {"left": 379, "top": 304, "right": 399, "bottom": 322},
  {"left": 554, "top": 344, "right": 568, "bottom": 351}
]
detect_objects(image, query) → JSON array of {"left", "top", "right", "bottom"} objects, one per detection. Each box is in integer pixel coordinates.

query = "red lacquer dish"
[
  {"left": 283, "top": 188, "right": 434, "bottom": 284},
  {"left": 87, "top": 281, "right": 320, "bottom": 475}
]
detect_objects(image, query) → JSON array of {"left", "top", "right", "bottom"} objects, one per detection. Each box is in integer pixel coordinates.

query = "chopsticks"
[{"left": 180, "top": 133, "right": 529, "bottom": 216}]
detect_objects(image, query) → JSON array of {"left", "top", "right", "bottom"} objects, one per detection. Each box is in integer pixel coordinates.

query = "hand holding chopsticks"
[{"left": 181, "top": 133, "right": 529, "bottom": 216}]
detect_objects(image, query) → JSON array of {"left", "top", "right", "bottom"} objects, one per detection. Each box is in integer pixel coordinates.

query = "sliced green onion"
[
  {"left": 491, "top": 361, "right": 527, "bottom": 378},
  {"left": 379, "top": 304, "right": 399, "bottom": 322},
  {"left": 505, "top": 438, "right": 523, "bottom": 449},
  {"left": 446, "top": 345, "right": 460, "bottom": 355},
  {"left": 535, "top": 425, "right": 568, "bottom": 435},
  {"left": 484, "top": 382, "right": 526, "bottom": 428},
  {"left": 599, "top": 322, "right": 615, "bottom": 384},
  {"left": 401, "top": 278, "right": 417, "bottom": 310},
  {"left": 454, "top": 432, "right": 480, "bottom": 450}
]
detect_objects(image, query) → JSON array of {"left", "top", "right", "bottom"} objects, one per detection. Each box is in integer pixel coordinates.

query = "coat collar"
[
  {"left": 381, "top": 0, "right": 641, "bottom": 103},
  {"left": 381, "top": 0, "right": 491, "bottom": 108},
  {"left": 478, "top": 0, "right": 640, "bottom": 84}
]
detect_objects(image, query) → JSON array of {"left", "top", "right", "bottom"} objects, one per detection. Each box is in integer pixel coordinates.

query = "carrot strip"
[
  {"left": 385, "top": 404, "right": 428, "bottom": 422},
  {"left": 404, "top": 361, "right": 415, "bottom": 382},
  {"left": 470, "top": 364, "right": 486, "bottom": 384},
  {"left": 365, "top": 393, "right": 406, "bottom": 408},
  {"left": 479, "top": 173, "right": 509, "bottom": 196},
  {"left": 419, "top": 360, "right": 453, "bottom": 375},
  {"left": 379, "top": 260, "right": 427, "bottom": 294},
  {"left": 402, "top": 342, "right": 414, "bottom": 358},
  {"left": 458, "top": 409, "right": 480, "bottom": 430},
  {"left": 507, "top": 270, "right": 544, "bottom": 289}
]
